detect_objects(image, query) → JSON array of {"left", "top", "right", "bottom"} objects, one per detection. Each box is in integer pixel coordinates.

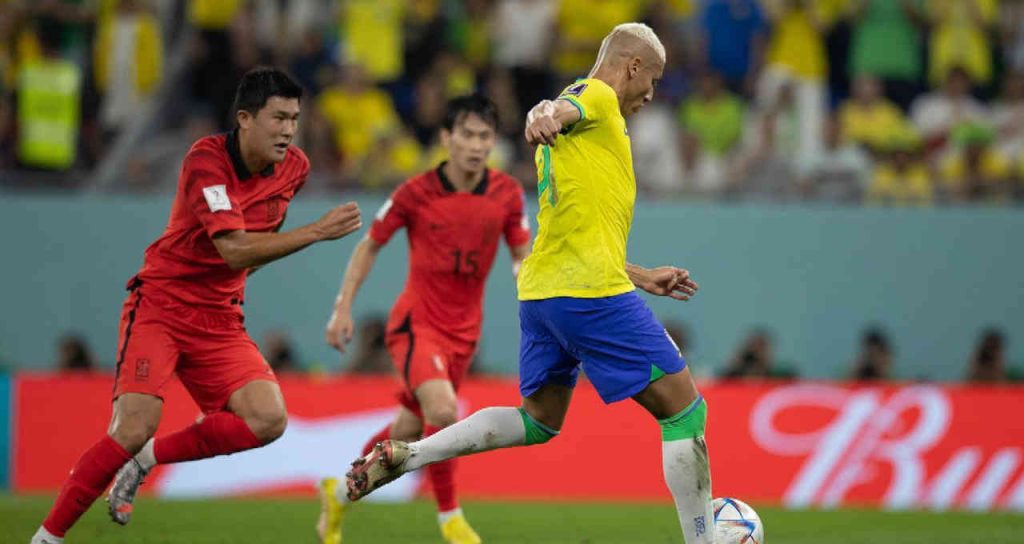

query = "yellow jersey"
[{"left": 518, "top": 78, "right": 636, "bottom": 300}]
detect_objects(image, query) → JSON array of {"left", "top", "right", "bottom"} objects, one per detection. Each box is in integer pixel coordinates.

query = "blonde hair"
[{"left": 593, "top": 22, "right": 666, "bottom": 69}]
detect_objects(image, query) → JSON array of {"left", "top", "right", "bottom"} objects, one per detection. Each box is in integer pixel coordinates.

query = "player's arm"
[
  {"left": 325, "top": 235, "right": 383, "bottom": 352},
  {"left": 626, "top": 263, "right": 700, "bottom": 302},
  {"left": 212, "top": 202, "right": 362, "bottom": 271},
  {"left": 247, "top": 211, "right": 289, "bottom": 277},
  {"left": 510, "top": 243, "right": 530, "bottom": 278},
  {"left": 525, "top": 99, "right": 582, "bottom": 146}
]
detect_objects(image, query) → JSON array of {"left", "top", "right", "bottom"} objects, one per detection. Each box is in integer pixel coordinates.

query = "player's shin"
[
  {"left": 660, "top": 396, "right": 715, "bottom": 544},
  {"left": 405, "top": 406, "right": 546, "bottom": 471},
  {"left": 40, "top": 436, "right": 132, "bottom": 538},
  {"left": 424, "top": 424, "right": 460, "bottom": 513}
]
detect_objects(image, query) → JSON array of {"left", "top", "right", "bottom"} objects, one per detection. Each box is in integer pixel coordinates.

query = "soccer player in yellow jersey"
[{"left": 346, "top": 23, "right": 716, "bottom": 543}]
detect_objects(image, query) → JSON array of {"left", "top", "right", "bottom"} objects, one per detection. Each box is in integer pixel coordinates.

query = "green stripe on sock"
[
  {"left": 658, "top": 396, "right": 707, "bottom": 442},
  {"left": 518, "top": 407, "right": 558, "bottom": 445}
]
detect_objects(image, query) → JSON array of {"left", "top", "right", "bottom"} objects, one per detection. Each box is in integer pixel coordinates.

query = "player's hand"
[
  {"left": 525, "top": 100, "right": 562, "bottom": 146},
  {"left": 325, "top": 310, "right": 355, "bottom": 352},
  {"left": 315, "top": 202, "right": 362, "bottom": 241},
  {"left": 643, "top": 267, "right": 699, "bottom": 301}
]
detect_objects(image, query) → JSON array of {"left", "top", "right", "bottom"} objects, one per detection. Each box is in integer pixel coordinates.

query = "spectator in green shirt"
[
  {"left": 680, "top": 71, "right": 745, "bottom": 155},
  {"left": 679, "top": 71, "right": 745, "bottom": 193},
  {"left": 848, "top": 0, "right": 925, "bottom": 111}
]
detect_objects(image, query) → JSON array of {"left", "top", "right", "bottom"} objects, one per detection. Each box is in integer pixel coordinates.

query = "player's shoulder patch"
[
  {"left": 564, "top": 82, "right": 588, "bottom": 97},
  {"left": 202, "top": 184, "right": 232, "bottom": 212}
]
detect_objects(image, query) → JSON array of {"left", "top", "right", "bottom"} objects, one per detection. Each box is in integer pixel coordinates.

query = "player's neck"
[
  {"left": 238, "top": 131, "right": 271, "bottom": 176},
  {"left": 442, "top": 161, "right": 484, "bottom": 192},
  {"left": 589, "top": 65, "right": 627, "bottom": 114}
]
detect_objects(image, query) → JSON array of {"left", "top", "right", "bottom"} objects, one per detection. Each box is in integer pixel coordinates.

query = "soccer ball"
[{"left": 713, "top": 497, "right": 764, "bottom": 543}]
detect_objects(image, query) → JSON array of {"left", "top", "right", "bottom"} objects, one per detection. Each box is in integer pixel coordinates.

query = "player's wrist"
[{"left": 333, "top": 296, "right": 352, "bottom": 313}]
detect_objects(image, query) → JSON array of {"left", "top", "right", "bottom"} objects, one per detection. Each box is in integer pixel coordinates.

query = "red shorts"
[
  {"left": 113, "top": 285, "right": 277, "bottom": 413},
  {"left": 385, "top": 317, "right": 476, "bottom": 417}
]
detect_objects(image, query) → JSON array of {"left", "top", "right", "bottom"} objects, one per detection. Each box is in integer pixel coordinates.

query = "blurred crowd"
[
  {"left": 46, "top": 321, "right": 1021, "bottom": 383},
  {"left": 6, "top": 0, "right": 1024, "bottom": 203}
]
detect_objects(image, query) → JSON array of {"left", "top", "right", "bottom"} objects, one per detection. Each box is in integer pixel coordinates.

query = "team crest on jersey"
[
  {"left": 135, "top": 359, "right": 150, "bottom": 382},
  {"left": 565, "top": 82, "right": 587, "bottom": 96}
]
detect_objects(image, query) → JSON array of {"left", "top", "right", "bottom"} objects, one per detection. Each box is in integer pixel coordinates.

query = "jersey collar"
[
  {"left": 436, "top": 161, "right": 489, "bottom": 195},
  {"left": 226, "top": 129, "right": 275, "bottom": 181}
]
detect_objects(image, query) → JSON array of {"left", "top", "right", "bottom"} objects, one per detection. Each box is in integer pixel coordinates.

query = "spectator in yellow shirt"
[
  {"left": 867, "top": 125, "right": 934, "bottom": 205},
  {"left": 93, "top": 0, "right": 163, "bottom": 137},
  {"left": 839, "top": 75, "right": 907, "bottom": 151},
  {"left": 940, "top": 122, "right": 1012, "bottom": 202},
  {"left": 758, "top": 0, "right": 831, "bottom": 166},
  {"left": 926, "top": 0, "right": 997, "bottom": 87},
  {"left": 338, "top": 0, "right": 406, "bottom": 84},
  {"left": 317, "top": 63, "right": 405, "bottom": 180},
  {"left": 553, "top": 0, "right": 647, "bottom": 80}
]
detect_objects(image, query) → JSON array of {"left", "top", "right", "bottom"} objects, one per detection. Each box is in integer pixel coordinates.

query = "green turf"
[{"left": 3, "top": 495, "right": 1023, "bottom": 543}]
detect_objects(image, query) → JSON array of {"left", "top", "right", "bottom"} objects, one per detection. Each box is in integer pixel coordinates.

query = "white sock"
[
  {"left": 31, "top": 526, "right": 63, "bottom": 543},
  {"left": 663, "top": 436, "right": 716, "bottom": 543},
  {"left": 135, "top": 438, "right": 156, "bottom": 471},
  {"left": 405, "top": 407, "right": 525, "bottom": 471},
  {"left": 437, "top": 507, "right": 463, "bottom": 524}
]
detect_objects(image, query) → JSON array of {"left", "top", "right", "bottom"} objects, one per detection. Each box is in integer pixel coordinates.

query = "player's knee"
[
  {"left": 245, "top": 408, "right": 288, "bottom": 444},
  {"left": 423, "top": 404, "right": 458, "bottom": 428},
  {"left": 109, "top": 417, "right": 158, "bottom": 453},
  {"left": 518, "top": 407, "right": 559, "bottom": 445}
]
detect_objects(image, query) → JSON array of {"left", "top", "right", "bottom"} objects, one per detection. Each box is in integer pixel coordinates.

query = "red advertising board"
[{"left": 11, "top": 374, "right": 1024, "bottom": 510}]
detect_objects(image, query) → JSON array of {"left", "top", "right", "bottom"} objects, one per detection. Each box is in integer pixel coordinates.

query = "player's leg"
[
  {"left": 33, "top": 291, "right": 177, "bottom": 541},
  {"left": 404, "top": 300, "right": 575, "bottom": 470},
  {"left": 109, "top": 330, "right": 279, "bottom": 526},
  {"left": 416, "top": 378, "right": 480, "bottom": 543},
  {"left": 317, "top": 406, "right": 421, "bottom": 544},
  {"left": 360, "top": 404, "right": 423, "bottom": 457},
  {"left": 147, "top": 326, "right": 285, "bottom": 465},
  {"left": 633, "top": 368, "right": 714, "bottom": 544},
  {"left": 32, "top": 393, "right": 163, "bottom": 542},
  {"left": 563, "top": 291, "right": 714, "bottom": 543},
  {"left": 345, "top": 300, "right": 575, "bottom": 500},
  {"left": 145, "top": 379, "right": 282, "bottom": 466}
]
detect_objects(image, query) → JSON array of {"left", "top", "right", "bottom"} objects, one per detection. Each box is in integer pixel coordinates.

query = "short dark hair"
[
  {"left": 442, "top": 94, "right": 499, "bottom": 132},
  {"left": 232, "top": 67, "right": 303, "bottom": 117}
]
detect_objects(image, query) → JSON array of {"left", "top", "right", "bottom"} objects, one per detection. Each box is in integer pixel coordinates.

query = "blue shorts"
[{"left": 519, "top": 291, "right": 686, "bottom": 404}]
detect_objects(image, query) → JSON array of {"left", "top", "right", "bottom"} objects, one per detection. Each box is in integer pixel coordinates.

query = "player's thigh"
[
  {"left": 179, "top": 328, "right": 278, "bottom": 414},
  {"left": 521, "top": 382, "right": 574, "bottom": 431},
  {"left": 386, "top": 327, "right": 452, "bottom": 396},
  {"left": 518, "top": 299, "right": 580, "bottom": 403},
  {"left": 389, "top": 405, "right": 424, "bottom": 441},
  {"left": 558, "top": 292, "right": 686, "bottom": 404},
  {"left": 112, "top": 292, "right": 180, "bottom": 411},
  {"left": 632, "top": 367, "right": 700, "bottom": 420}
]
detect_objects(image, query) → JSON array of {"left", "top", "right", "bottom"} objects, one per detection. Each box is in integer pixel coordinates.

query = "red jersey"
[
  {"left": 370, "top": 163, "right": 531, "bottom": 345},
  {"left": 132, "top": 131, "right": 309, "bottom": 308}
]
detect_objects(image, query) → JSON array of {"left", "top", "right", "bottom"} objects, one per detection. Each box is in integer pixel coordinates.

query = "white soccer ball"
[{"left": 713, "top": 497, "right": 764, "bottom": 544}]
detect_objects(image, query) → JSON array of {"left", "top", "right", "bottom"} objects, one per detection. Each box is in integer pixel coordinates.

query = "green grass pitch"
[{"left": 3, "top": 495, "right": 1023, "bottom": 543}]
